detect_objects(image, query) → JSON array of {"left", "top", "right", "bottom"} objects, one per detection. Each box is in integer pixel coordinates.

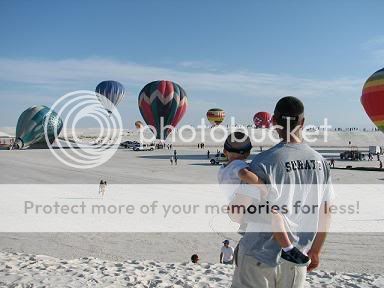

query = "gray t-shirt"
[{"left": 240, "top": 142, "right": 334, "bottom": 267}]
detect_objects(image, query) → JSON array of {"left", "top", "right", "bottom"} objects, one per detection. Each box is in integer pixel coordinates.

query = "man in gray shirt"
[{"left": 230, "top": 96, "right": 334, "bottom": 288}]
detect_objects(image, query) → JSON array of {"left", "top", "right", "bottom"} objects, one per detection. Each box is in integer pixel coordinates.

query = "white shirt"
[
  {"left": 218, "top": 160, "right": 261, "bottom": 202},
  {"left": 221, "top": 246, "right": 234, "bottom": 262},
  {"left": 218, "top": 160, "right": 248, "bottom": 185}
]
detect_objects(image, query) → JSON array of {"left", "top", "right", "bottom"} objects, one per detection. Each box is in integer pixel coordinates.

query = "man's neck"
[
  {"left": 281, "top": 137, "right": 303, "bottom": 144},
  {"left": 279, "top": 130, "right": 303, "bottom": 143}
]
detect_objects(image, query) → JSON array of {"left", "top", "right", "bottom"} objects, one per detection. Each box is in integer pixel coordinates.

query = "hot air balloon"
[
  {"left": 361, "top": 68, "right": 384, "bottom": 132},
  {"left": 95, "top": 80, "right": 125, "bottom": 115},
  {"left": 13, "top": 105, "right": 63, "bottom": 149},
  {"left": 135, "top": 120, "right": 144, "bottom": 129},
  {"left": 207, "top": 108, "right": 225, "bottom": 126},
  {"left": 253, "top": 111, "right": 272, "bottom": 128},
  {"left": 138, "top": 80, "right": 188, "bottom": 139}
]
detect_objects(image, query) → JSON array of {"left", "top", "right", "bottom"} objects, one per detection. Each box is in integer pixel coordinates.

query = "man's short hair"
[{"left": 274, "top": 96, "right": 304, "bottom": 131}]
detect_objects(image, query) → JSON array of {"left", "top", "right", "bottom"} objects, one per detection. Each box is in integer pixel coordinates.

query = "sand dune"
[{"left": 1, "top": 252, "right": 383, "bottom": 288}]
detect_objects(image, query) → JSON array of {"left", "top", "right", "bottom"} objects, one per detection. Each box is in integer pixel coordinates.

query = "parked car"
[
  {"left": 120, "top": 141, "right": 140, "bottom": 149},
  {"left": 210, "top": 153, "right": 228, "bottom": 165},
  {"left": 133, "top": 144, "right": 155, "bottom": 151},
  {"left": 340, "top": 146, "right": 364, "bottom": 160}
]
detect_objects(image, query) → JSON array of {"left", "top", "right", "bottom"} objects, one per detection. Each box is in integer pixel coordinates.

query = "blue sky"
[{"left": 0, "top": 0, "right": 383, "bottom": 129}]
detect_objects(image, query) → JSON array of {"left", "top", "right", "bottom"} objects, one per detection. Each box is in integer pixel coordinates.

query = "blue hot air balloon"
[
  {"left": 95, "top": 80, "right": 125, "bottom": 115},
  {"left": 13, "top": 105, "right": 63, "bottom": 149}
]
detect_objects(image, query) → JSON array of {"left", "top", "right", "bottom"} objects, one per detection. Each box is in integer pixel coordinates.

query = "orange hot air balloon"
[
  {"left": 135, "top": 120, "right": 144, "bottom": 129},
  {"left": 361, "top": 68, "right": 384, "bottom": 132}
]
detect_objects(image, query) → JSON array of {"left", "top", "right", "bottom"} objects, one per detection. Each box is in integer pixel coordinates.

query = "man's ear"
[{"left": 300, "top": 117, "right": 305, "bottom": 128}]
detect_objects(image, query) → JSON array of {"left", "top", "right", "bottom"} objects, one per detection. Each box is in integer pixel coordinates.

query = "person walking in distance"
[
  {"left": 99, "top": 180, "right": 104, "bottom": 194},
  {"left": 99, "top": 180, "right": 107, "bottom": 198}
]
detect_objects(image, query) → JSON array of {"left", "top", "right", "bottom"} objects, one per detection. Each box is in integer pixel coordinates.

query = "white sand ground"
[
  {"left": 0, "top": 252, "right": 383, "bottom": 288},
  {"left": 0, "top": 143, "right": 383, "bottom": 286},
  {"left": 0, "top": 148, "right": 383, "bottom": 184}
]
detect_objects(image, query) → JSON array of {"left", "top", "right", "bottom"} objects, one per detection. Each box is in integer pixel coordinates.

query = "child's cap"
[{"left": 224, "top": 131, "right": 252, "bottom": 154}]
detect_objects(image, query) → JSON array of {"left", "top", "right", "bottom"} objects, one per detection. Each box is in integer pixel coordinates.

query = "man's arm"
[
  {"left": 238, "top": 168, "right": 262, "bottom": 184},
  {"left": 238, "top": 168, "right": 268, "bottom": 198},
  {"left": 219, "top": 252, "right": 223, "bottom": 263},
  {"left": 307, "top": 201, "right": 332, "bottom": 272}
]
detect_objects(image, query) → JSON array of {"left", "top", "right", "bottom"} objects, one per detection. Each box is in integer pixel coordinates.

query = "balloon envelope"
[
  {"left": 95, "top": 80, "right": 125, "bottom": 114},
  {"left": 138, "top": 80, "right": 188, "bottom": 139},
  {"left": 253, "top": 111, "right": 272, "bottom": 128},
  {"left": 361, "top": 68, "right": 384, "bottom": 132},
  {"left": 207, "top": 108, "right": 225, "bottom": 125},
  {"left": 14, "top": 105, "right": 63, "bottom": 149},
  {"left": 135, "top": 120, "right": 144, "bottom": 129}
]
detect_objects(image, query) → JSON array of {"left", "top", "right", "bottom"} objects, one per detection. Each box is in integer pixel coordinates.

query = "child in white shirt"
[{"left": 218, "top": 131, "right": 309, "bottom": 265}]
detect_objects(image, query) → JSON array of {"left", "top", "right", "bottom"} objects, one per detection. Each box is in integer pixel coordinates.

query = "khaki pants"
[{"left": 231, "top": 246, "right": 307, "bottom": 288}]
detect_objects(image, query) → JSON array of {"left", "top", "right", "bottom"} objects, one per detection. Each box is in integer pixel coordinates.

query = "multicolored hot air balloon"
[
  {"left": 253, "top": 111, "right": 272, "bottom": 128},
  {"left": 206, "top": 108, "right": 225, "bottom": 126},
  {"left": 361, "top": 68, "right": 384, "bottom": 132},
  {"left": 13, "top": 105, "right": 63, "bottom": 149},
  {"left": 135, "top": 120, "right": 144, "bottom": 129},
  {"left": 138, "top": 80, "right": 188, "bottom": 139},
  {"left": 95, "top": 80, "right": 125, "bottom": 115}
]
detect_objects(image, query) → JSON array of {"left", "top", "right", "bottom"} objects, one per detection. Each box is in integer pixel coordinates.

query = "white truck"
[
  {"left": 133, "top": 144, "right": 155, "bottom": 151},
  {"left": 210, "top": 153, "right": 228, "bottom": 165}
]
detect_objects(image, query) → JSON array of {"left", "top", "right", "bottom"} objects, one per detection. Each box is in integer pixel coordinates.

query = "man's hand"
[
  {"left": 307, "top": 249, "right": 320, "bottom": 272},
  {"left": 306, "top": 201, "right": 332, "bottom": 272}
]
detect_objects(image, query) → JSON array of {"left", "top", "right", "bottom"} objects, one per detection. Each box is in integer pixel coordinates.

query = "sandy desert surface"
[{"left": 0, "top": 137, "right": 383, "bottom": 287}]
